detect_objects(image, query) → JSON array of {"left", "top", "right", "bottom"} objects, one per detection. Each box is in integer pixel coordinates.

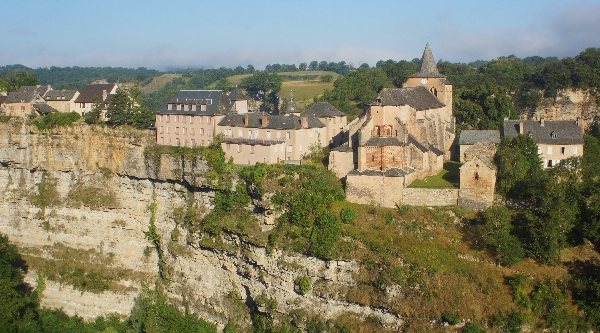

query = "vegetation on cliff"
[{"left": 0, "top": 234, "right": 216, "bottom": 333}]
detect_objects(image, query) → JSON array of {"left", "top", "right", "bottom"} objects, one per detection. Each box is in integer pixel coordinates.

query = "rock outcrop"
[{"left": 0, "top": 120, "right": 402, "bottom": 330}]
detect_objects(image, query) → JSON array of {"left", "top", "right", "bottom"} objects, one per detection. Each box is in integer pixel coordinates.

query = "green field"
[
  {"left": 408, "top": 161, "right": 461, "bottom": 188},
  {"left": 140, "top": 73, "right": 182, "bottom": 93},
  {"left": 280, "top": 80, "right": 334, "bottom": 110}
]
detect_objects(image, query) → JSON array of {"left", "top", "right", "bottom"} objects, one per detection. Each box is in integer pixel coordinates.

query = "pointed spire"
[
  {"left": 411, "top": 43, "right": 445, "bottom": 78},
  {"left": 285, "top": 90, "right": 297, "bottom": 114}
]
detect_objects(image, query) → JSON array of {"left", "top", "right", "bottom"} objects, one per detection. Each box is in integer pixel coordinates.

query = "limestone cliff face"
[
  {"left": 0, "top": 120, "right": 401, "bottom": 329},
  {"left": 532, "top": 88, "right": 599, "bottom": 129}
]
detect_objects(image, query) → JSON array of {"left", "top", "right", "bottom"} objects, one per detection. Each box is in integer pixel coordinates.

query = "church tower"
[{"left": 403, "top": 43, "right": 452, "bottom": 109}]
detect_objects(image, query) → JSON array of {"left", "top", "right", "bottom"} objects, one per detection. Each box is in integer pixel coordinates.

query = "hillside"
[
  {"left": 139, "top": 73, "right": 182, "bottom": 93},
  {"left": 1, "top": 120, "right": 598, "bottom": 332}
]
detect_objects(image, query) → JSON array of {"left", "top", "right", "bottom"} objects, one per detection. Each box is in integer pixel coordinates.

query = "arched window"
[{"left": 430, "top": 87, "right": 438, "bottom": 97}]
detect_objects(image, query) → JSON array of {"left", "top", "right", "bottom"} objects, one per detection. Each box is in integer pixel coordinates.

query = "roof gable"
[
  {"left": 74, "top": 84, "right": 117, "bottom": 103},
  {"left": 301, "top": 102, "right": 345, "bottom": 117}
]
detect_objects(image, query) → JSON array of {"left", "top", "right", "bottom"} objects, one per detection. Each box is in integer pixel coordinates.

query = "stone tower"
[{"left": 404, "top": 43, "right": 452, "bottom": 109}]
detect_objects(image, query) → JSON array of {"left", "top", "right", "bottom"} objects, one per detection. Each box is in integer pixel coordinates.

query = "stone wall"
[
  {"left": 533, "top": 88, "right": 599, "bottom": 130},
  {"left": 402, "top": 188, "right": 459, "bottom": 206},
  {"left": 345, "top": 173, "right": 404, "bottom": 207}
]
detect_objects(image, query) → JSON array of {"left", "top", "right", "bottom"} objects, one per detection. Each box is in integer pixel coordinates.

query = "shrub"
[
  {"left": 31, "top": 112, "right": 81, "bottom": 130},
  {"left": 462, "top": 322, "right": 486, "bottom": 333},
  {"left": 478, "top": 205, "right": 524, "bottom": 265},
  {"left": 295, "top": 276, "right": 311, "bottom": 295},
  {"left": 339, "top": 207, "right": 357, "bottom": 224},
  {"left": 441, "top": 312, "right": 461, "bottom": 325}
]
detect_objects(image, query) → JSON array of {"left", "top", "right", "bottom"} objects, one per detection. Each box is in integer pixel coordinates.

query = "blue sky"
[{"left": 1, "top": 0, "right": 599, "bottom": 69}]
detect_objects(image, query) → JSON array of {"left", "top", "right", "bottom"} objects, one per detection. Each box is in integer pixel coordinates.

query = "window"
[
  {"left": 551, "top": 132, "right": 558, "bottom": 139},
  {"left": 159, "top": 126, "right": 163, "bottom": 134},
  {"left": 547, "top": 146, "right": 553, "bottom": 154},
  {"left": 250, "top": 145, "right": 255, "bottom": 154},
  {"left": 188, "top": 116, "right": 192, "bottom": 124},
  {"left": 547, "top": 160, "right": 553, "bottom": 168},
  {"left": 200, "top": 128, "right": 204, "bottom": 136},
  {"left": 183, "top": 127, "right": 187, "bottom": 135},
  {"left": 474, "top": 172, "right": 480, "bottom": 180},
  {"left": 191, "top": 139, "right": 195, "bottom": 146},
  {"left": 190, "top": 128, "right": 195, "bottom": 135},
  {"left": 286, "top": 131, "right": 291, "bottom": 140},
  {"left": 248, "top": 130, "right": 253, "bottom": 139},
  {"left": 573, "top": 146, "right": 578, "bottom": 154},
  {"left": 176, "top": 138, "right": 180, "bottom": 146},
  {"left": 21, "top": 106, "right": 25, "bottom": 111},
  {"left": 561, "top": 147, "right": 565, "bottom": 155},
  {"left": 175, "top": 127, "right": 180, "bottom": 134},
  {"left": 166, "top": 127, "right": 169, "bottom": 134},
  {"left": 200, "top": 104, "right": 207, "bottom": 111},
  {"left": 237, "top": 144, "right": 241, "bottom": 153}
]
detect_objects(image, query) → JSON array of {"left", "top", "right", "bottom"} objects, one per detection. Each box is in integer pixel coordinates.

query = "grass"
[
  {"left": 280, "top": 81, "right": 334, "bottom": 110},
  {"left": 140, "top": 73, "right": 182, "bottom": 93},
  {"left": 222, "top": 71, "right": 339, "bottom": 87},
  {"left": 408, "top": 161, "right": 461, "bottom": 188}
]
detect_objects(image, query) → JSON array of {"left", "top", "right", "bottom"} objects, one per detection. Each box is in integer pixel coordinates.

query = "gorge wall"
[
  {"left": 0, "top": 120, "right": 402, "bottom": 330},
  {"left": 532, "top": 88, "right": 600, "bottom": 129}
]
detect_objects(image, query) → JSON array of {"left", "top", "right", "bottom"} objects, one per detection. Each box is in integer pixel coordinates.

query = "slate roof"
[
  {"left": 5, "top": 85, "right": 51, "bottom": 103},
  {"left": 44, "top": 89, "right": 78, "bottom": 101},
  {"left": 364, "top": 136, "right": 404, "bottom": 146},
  {"left": 503, "top": 120, "right": 583, "bottom": 145},
  {"left": 158, "top": 90, "right": 230, "bottom": 116},
  {"left": 301, "top": 102, "right": 345, "bottom": 118},
  {"left": 348, "top": 168, "right": 407, "bottom": 177},
  {"left": 218, "top": 112, "right": 325, "bottom": 130},
  {"left": 459, "top": 130, "right": 501, "bottom": 145},
  {"left": 376, "top": 87, "right": 445, "bottom": 110},
  {"left": 407, "top": 135, "right": 428, "bottom": 152},
  {"left": 75, "top": 84, "right": 116, "bottom": 103},
  {"left": 32, "top": 103, "right": 58, "bottom": 115},
  {"left": 410, "top": 43, "right": 446, "bottom": 78},
  {"left": 228, "top": 88, "right": 247, "bottom": 101}
]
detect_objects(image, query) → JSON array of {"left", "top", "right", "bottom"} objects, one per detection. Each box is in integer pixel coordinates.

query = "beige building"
[
  {"left": 3, "top": 85, "right": 52, "bottom": 117},
  {"left": 44, "top": 89, "right": 80, "bottom": 113},
  {"left": 503, "top": 119, "right": 583, "bottom": 168},
  {"left": 155, "top": 89, "right": 247, "bottom": 147},
  {"left": 301, "top": 102, "right": 347, "bottom": 146},
  {"left": 458, "top": 130, "right": 500, "bottom": 162},
  {"left": 459, "top": 142, "right": 497, "bottom": 209},
  {"left": 74, "top": 83, "right": 118, "bottom": 117},
  {"left": 217, "top": 112, "right": 327, "bottom": 164}
]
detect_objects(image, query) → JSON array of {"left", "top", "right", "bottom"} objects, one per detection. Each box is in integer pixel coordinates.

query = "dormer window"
[
  {"left": 200, "top": 104, "right": 207, "bottom": 112},
  {"left": 551, "top": 131, "right": 557, "bottom": 139}
]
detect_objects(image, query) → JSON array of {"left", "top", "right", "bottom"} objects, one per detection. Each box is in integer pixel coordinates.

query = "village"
[{"left": 0, "top": 44, "right": 585, "bottom": 210}]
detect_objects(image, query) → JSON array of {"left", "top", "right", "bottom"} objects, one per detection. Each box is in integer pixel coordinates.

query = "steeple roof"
[{"left": 410, "top": 43, "right": 445, "bottom": 78}]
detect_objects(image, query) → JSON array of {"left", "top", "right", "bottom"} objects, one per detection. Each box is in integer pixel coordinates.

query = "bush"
[
  {"left": 462, "top": 322, "right": 486, "bottom": 333},
  {"left": 295, "top": 276, "right": 311, "bottom": 295},
  {"left": 31, "top": 111, "right": 81, "bottom": 130},
  {"left": 339, "top": 207, "right": 357, "bottom": 224},
  {"left": 441, "top": 311, "right": 461, "bottom": 325},
  {"left": 478, "top": 205, "right": 524, "bottom": 265},
  {"left": 490, "top": 311, "right": 526, "bottom": 333}
]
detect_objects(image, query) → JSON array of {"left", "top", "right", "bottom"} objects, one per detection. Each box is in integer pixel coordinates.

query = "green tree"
[
  {"left": 478, "top": 206, "right": 524, "bottom": 265},
  {"left": 0, "top": 234, "right": 41, "bottom": 332},
  {"left": 494, "top": 135, "right": 544, "bottom": 199},
  {"left": 4, "top": 70, "right": 38, "bottom": 92},
  {"left": 309, "top": 210, "right": 341, "bottom": 259},
  {"left": 240, "top": 72, "right": 282, "bottom": 112},
  {"left": 106, "top": 88, "right": 133, "bottom": 126}
]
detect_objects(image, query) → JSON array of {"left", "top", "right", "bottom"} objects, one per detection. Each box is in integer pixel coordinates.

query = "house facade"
[
  {"left": 503, "top": 119, "right": 584, "bottom": 168},
  {"left": 74, "top": 83, "right": 118, "bottom": 117},
  {"left": 155, "top": 90, "right": 239, "bottom": 147},
  {"left": 217, "top": 113, "right": 327, "bottom": 164},
  {"left": 301, "top": 102, "right": 347, "bottom": 147},
  {"left": 3, "top": 85, "right": 52, "bottom": 117},
  {"left": 44, "top": 89, "right": 80, "bottom": 113}
]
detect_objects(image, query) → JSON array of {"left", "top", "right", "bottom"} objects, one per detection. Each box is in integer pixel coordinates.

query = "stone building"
[
  {"left": 74, "top": 83, "right": 118, "bottom": 117},
  {"left": 330, "top": 44, "right": 455, "bottom": 207},
  {"left": 155, "top": 90, "right": 236, "bottom": 147},
  {"left": 459, "top": 142, "right": 497, "bottom": 209},
  {"left": 44, "top": 89, "right": 80, "bottom": 113},
  {"left": 301, "top": 102, "right": 347, "bottom": 146},
  {"left": 458, "top": 130, "right": 500, "bottom": 162},
  {"left": 503, "top": 119, "right": 583, "bottom": 168},
  {"left": 3, "top": 85, "right": 52, "bottom": 117},
  {"left": 217, "top": 112, "right": 327, "bottom": 164}
]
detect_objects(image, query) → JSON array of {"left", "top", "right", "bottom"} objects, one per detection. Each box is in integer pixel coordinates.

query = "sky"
[{"left": 1, "top": 0, "right": 599, "bottom": 70}]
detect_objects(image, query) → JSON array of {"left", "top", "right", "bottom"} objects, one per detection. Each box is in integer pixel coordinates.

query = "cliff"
[
  {"left": 532, "top": 88, "right": 599, "bottom": 129},
  {"left": 0, "top": 120, "right": 402, "bottom": 330}
]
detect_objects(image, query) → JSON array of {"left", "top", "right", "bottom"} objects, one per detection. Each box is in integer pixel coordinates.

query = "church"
[{"left": 329, "top": 44, "right": 457, "bottom": 207}]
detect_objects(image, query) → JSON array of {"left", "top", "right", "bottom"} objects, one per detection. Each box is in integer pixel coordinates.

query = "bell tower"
[{"left": 404, "top": 43, "right": 452, "bottom": 109}]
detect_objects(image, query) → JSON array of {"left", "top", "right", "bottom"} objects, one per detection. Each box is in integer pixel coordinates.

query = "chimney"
[
  {"left": 102, "top": 89, "right": 107, "bottom": 101},
  {"left": 243, "top": 114, "right": 249, "bottom": 126},
  {"left": 261, "top": 114, "right": 269, "bottom": 127},
  {"left": 300, "top": 116, "right": 309, "bottom": 129}
]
